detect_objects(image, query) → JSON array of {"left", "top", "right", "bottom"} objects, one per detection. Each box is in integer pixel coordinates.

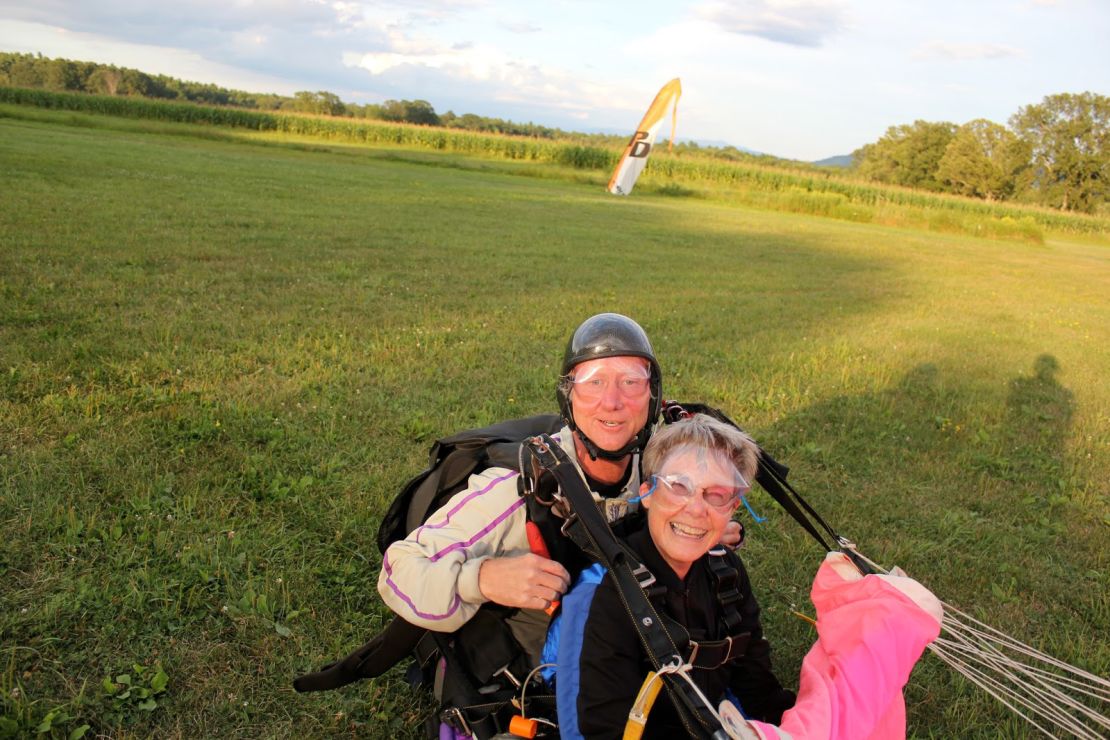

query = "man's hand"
[
  {"left": 478, "top": 553, "right": 571, "bottom": 610},
  {"left": 720, "top": 519, "right": 744, "bottom": 549}
]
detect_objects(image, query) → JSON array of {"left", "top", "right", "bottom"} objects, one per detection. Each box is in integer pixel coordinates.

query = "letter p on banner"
[{"left": 607, "top": 78, "right": 681, "bottom": 196}]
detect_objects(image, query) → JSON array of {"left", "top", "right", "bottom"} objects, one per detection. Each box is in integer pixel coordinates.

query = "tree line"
[
  {"left": 852, "top": 93, "right": 1108, "bottom": 213},
  {"left": 0, "top": 52, "right": 573, "bottom": 139}
]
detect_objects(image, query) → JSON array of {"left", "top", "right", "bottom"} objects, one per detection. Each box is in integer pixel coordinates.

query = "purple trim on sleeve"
[
  {"left": 416, "top": 470, "right": 520, "bottom": 544},
  {"left": 382, "top": 551, "right": 462, "bottom": 621},
  {"left": 381, "top": 467, "right": 530, "bottom": 621},
  {"left": 429, "top": 497, "right": 525, "bottom": 562}
]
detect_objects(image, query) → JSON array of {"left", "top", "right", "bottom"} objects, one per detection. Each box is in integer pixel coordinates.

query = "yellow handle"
[{"left": 623, "top": 671, "right": 665, "bottom": 740}]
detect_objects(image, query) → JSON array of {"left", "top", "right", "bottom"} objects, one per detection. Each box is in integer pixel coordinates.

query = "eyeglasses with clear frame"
[{"left": 651, "top": 473, "right": 749, "bottom": 512}]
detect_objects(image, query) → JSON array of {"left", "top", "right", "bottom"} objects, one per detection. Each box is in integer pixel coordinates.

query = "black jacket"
[{"left": 554, "top": 526, "right": 795, "bottom": 738}]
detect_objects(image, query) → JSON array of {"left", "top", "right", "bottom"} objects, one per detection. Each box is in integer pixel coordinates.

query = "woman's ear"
[{"left": 639, "top": 480, "right": 653, "bottom": 509}]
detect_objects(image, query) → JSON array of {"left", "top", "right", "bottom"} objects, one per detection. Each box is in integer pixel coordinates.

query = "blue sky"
[{"left": 0, "top": 0, "right": 1106, "bottom": 160}]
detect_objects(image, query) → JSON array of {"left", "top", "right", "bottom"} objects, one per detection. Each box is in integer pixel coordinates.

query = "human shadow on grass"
[
  {"left": 739, "top": 355, "right": 1088, "bottom": 620},
  {"left": 750, "top": 355, "right": 1080, "bottom": 561},
  {"left": 998, "top": 354, "right": 1075, "bottom": 493},
  {"left": 737, "top": 356, "right": 1096, "bottom": 735}
]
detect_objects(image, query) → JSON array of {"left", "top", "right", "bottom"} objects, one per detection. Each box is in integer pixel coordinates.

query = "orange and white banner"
[{"left": 607, "top": 78, "right": 681, "bottom": 196}]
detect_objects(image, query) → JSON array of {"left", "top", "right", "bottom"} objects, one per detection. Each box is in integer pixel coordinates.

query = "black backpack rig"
[{"left": 293, "top": 403, "right": 852, "bottom": 738}]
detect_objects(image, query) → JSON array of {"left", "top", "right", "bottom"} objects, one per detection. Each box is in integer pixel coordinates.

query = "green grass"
[{"left": 1, "top": 113, "right": 1108, "bottom": 739}]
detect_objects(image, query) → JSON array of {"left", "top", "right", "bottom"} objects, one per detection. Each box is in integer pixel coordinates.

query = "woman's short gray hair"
[{"left": 642, "top": 413, "right": 760, "bottom": 483}]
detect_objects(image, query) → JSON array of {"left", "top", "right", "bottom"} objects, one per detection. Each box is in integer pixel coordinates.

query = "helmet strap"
[{"left": 573, "top": 428, "right": 643, "bottom": 462}]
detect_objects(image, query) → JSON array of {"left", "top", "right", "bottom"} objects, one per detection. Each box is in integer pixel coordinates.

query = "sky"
[{"left": 0, "top": 0, "right": 1106, "bottom": 161}]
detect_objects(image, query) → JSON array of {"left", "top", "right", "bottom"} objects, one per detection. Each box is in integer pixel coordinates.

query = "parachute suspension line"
[
  {"left": 939, "top": 603, "right": 1110, "bottom": 698},
  {"left": 927, "top": 602, "right": 1110, "bottom": 740},
  {"left": 927, "top": 639, "right": 1105, "bottom": 740},
  {"left": 840, "top": 545, "right": 1110, "bottom": 739}
]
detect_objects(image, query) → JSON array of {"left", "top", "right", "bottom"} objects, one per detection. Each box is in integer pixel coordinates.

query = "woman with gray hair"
[{"left": 544, "top": 413, "right": 795, "bottom": 738}]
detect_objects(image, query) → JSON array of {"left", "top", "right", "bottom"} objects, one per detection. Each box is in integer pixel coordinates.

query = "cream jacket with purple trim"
[{"left": 376, "top": 425, "right": 642, "bottom": 633}]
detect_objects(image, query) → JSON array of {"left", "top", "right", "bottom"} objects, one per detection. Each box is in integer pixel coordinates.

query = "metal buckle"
[
  {"left": 558, "top": 508, "right": 578, "bottom": 536},
  {"left": 632, "top": 563, "right": 656, "bottom": 589},
  {"left": 493, "top": 664, "right": 522, "bottom": 689},
  {"left": 686, "top": 640, "right": 700, "bottom": 667},
  {"left": 440, "top": 706, "right": 471, "bottom": 736}
]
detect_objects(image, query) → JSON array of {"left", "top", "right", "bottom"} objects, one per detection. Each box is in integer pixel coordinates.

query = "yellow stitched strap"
[{"left": 623, "top": 671, "right": 665, "bottom": 740}]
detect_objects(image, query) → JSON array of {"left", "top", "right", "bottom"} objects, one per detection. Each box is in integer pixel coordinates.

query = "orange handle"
[
  {"left": 525, "top": 522, "right": 560, "bottom": 615},
  {"left": 509, "top": 715, "right": 538, "bottom": 738}
]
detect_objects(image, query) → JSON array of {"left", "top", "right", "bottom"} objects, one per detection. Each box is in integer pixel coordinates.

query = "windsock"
[{"left": 607, "top": 78, "right": 681, "bottom": 196}]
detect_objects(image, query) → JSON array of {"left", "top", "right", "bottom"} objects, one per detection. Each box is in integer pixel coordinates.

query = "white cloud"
[
  {"left": 913, "top": 41, "right": 1024, "bottom": 60},
  {"left": 693, "top": 0, "right": 849, "bottom": 47},
  {"left": 345, "top": 40, "right": 635, "bottom": 119},
  {"left": 0, "top": 19, "right": 303, "bottom": 93},
  {"left": 499, "top": 20, "right": 542, "bottom": 33}
]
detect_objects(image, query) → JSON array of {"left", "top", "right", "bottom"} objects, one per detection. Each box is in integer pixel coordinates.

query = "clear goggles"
[
  {"left": 640, "top": 446, "right": 751, "bottom": 511},
  {"left": 567, "top": 360, "right": 651, "bottom": 402},
  {"left": 652, "top": 474, "right": 749, "bottom": 511}
]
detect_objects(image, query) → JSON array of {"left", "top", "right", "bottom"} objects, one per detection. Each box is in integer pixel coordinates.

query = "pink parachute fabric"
[{"left": 747, "top": 553, "right": 942, "bottom": 740}]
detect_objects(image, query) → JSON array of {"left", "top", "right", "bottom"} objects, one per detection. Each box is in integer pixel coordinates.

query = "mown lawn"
[{"left": 1, "top": 115, "right": 1107, "bottom": 738}]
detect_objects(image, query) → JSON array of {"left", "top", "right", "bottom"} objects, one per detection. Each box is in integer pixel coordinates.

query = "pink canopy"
[{"left": 744, "top": 553, "right": 942, "bottom": 740}]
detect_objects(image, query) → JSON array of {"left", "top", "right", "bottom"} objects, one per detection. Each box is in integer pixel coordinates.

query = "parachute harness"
[{"left": 522, "top": 433, "right": 731, "bottom": 739}]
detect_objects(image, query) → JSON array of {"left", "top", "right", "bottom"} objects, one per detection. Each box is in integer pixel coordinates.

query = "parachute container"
[{"left": 607, "top": 78, "right": 682, "bottom": 196}]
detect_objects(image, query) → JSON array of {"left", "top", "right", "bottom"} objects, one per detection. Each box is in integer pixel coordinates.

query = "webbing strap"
[
  {"left": 706, "top": 550, "right": 745, "bottom": 635},
  {"left": 754, "top": 457, "right": 836, "bottom": 551},
  {"left": 524, "top": 435, "right": 721, "bottom": 739}
]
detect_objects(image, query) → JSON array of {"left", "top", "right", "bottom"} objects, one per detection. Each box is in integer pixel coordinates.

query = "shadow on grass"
[
  {"left": 1001, "top": 354, "right": 1074, "bottom": 489},
  {"left": 744, "top": 355, "right": 1104, "bottom": 736}
]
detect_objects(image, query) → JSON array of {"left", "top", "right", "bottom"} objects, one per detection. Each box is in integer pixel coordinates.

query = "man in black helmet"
[{"left": 377, "top": 313, "right": 739, "bottom": 660}]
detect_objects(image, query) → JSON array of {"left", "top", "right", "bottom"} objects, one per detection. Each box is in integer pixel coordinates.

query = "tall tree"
[
  {"left": 87, "top": 66, "right": 123, "bottom": 96},
  {"left": 1009, "top": 92, "right": 1109, "bottom": 212},
  {"left": 378, "top": 99, "right": 440, "bottom": 125},
  {"left": 291, "top": 91, "right": 346, "bottom": 116},
  {"left": 43, "top": 58, "right": 81, "bottom": 91},
  {"left": 854, "top": 120, "right": 957, "bottom": 191},
  {"left": 937, "top": 119, "right": 1030, "bottom": 201},
  {"left": 4, "top": 55, "right": 45, "bottom": 88}
]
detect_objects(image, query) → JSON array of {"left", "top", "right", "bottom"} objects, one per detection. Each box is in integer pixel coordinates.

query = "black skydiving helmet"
[{"left": 556, "top": 313, "right": 663, "bottom": 461}]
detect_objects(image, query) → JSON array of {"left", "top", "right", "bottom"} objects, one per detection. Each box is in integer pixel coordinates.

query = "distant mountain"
[
  {"left": 813, "top": 154, "right": 854, "bottom": 168},
  {"left": 677, "top": 137, "right": 761, "bottom": 155}
]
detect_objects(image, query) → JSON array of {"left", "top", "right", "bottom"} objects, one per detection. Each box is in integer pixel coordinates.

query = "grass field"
[{"left": 1, "top": 111, "right": 1108, "bottom": 739}]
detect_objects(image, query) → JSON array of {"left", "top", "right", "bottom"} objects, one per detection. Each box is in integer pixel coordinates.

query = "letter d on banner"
[{"left": 607, "top": 78, "right": 681, "bottom": 196}]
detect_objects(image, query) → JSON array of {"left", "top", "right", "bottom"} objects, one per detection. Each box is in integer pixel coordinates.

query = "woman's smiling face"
[{"left": 641, "top": 446, "right": 742, "bottom": 579}]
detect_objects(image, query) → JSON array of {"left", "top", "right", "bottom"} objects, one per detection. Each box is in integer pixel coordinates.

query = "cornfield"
[{"left": 2, "top": 85, "right": 1105, "bottom": 239}]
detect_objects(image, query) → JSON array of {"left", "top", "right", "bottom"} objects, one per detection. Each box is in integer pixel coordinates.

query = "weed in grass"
[{"left": 101, "top": 663, "right": 169, "bottom": 719}]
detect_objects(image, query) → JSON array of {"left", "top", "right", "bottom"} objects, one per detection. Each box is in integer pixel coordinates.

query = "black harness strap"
[
  {"left": 686, "top": 632, "right": 753, "bottom": 670},
  {"left": 706, "top": 548, "right": 746, "bottom": 635},
  {"left": 293, "top": 614, "right": 426, "bottom": 692}
]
